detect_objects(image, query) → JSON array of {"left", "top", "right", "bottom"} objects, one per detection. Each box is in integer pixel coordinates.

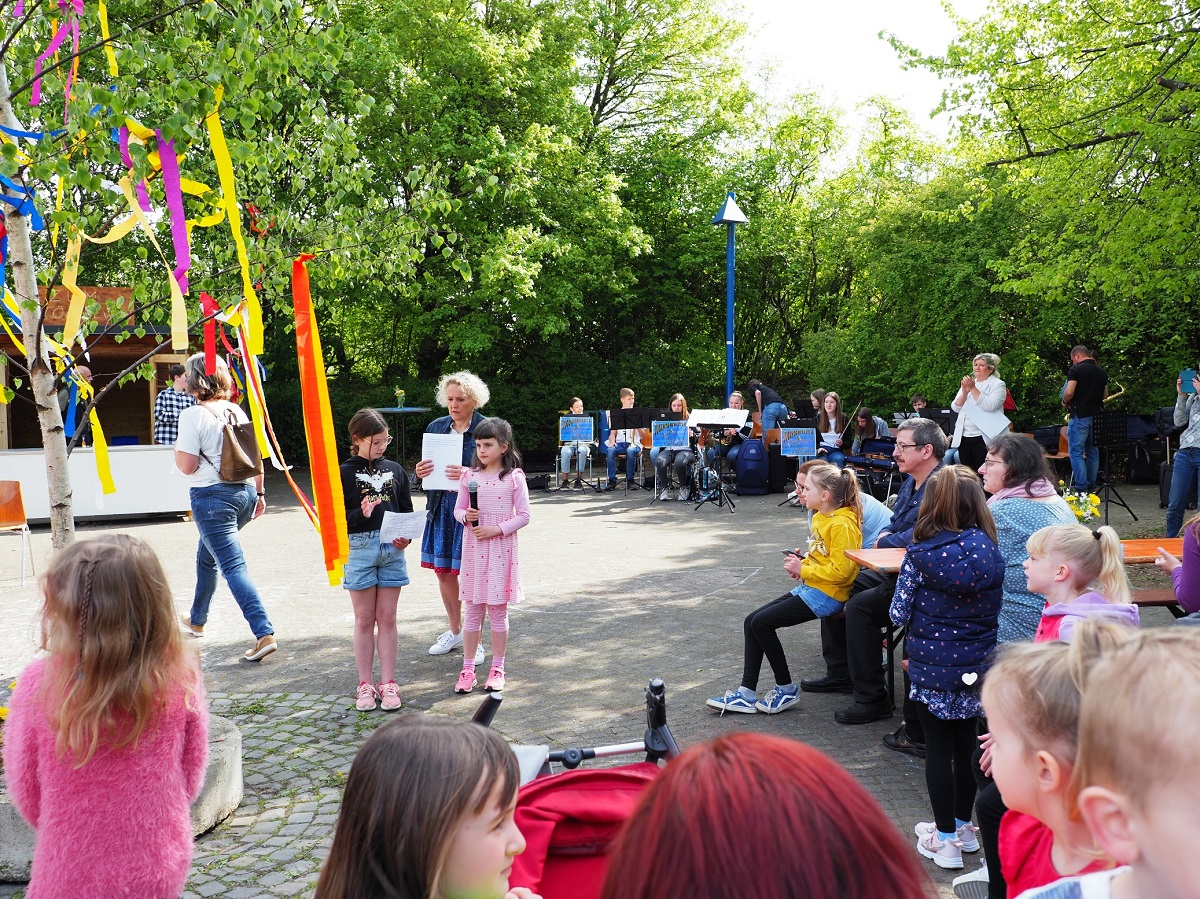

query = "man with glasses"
[{"left": 801, "top": 418, "right": 947, "bottom": 726}]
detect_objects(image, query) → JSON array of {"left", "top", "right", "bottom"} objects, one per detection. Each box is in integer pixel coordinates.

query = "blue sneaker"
[
  {"left": 706, "top": 688, "right": 758, "bottom": 714},
  {"left": 755, "top": 684, "right": 800, "bottom": 714}
]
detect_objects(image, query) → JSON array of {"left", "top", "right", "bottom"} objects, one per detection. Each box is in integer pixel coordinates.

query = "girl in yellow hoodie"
[{"left": 707, "top": 463, "right": 863, "bottom": 715}]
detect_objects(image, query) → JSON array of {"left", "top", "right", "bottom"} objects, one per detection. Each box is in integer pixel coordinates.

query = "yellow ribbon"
[
  {"left": 60, "top": 234, "right": 86, "bottom": 349},
  {"left": 97, "top": 0, "right": 119, "bottom": 78},
  {"left": 205, "top": 87, "right": 262, "bottom": 354}
]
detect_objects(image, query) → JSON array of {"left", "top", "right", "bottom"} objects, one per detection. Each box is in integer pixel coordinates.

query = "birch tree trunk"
[{"left": 0, "top": 59, "right": 75, "bottom": 547}]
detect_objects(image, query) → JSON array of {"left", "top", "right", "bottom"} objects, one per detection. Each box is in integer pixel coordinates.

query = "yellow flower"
[{"left": 1088, "top": 494, "right": 1101, "bottom": 505}]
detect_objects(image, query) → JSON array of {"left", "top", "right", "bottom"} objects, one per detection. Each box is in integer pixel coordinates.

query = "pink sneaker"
[
  {"left": 484, "top": 666, "right": 506, "bottom": 692},
  {"left": 378, "top": 681, "right": 403, "bottom": 711},
  {"left": 355, "top": 681, "right": 377, "bottom": 711},
  {"left": 454, "top": 668, "right": 477, "bottom": 694}
]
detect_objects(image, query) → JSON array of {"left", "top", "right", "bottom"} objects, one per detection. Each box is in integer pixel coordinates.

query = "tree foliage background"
[{"left": 5, "top": 0, "right": 1196, "bottom": 467}]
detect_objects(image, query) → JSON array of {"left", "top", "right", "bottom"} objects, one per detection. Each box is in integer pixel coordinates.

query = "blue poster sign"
[
  {"left": 559, "top": 416, "right": 594, "bottom": 442},
  {"left": 651, "top": 420, "right": 689, "bottom": 448},
  {"left": 781, "top": 428, "right": 818, "bottom": 458}
]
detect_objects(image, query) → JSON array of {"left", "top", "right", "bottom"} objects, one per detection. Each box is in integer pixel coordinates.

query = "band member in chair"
[
  {"left": 652, "top": 393, "right": 697, "bottom": 501},
  {"left": 604, "top": 387, "right": 644, "bottom": 490},
  {"left": 707, "top": 390, "right": 753, "bottom": 472}
]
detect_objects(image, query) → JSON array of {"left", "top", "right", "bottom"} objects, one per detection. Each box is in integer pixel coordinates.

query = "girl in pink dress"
[{"left": 453, "top": 417, "right": 531, "bottom": 693}]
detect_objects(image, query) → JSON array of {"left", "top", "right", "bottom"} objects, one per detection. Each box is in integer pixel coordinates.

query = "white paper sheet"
[
  {"left": 961, "top": 397, "right": 1011, "bottom": 440},
  {"left": 379, "top": 510, "right": 427, "bottom": 544},
  {"left": 421, "top": 432, "right": 464, "bottom": 491}
]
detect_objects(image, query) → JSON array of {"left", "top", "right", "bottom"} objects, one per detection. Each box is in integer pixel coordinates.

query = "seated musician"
[
  {"left": 706, "top": 390, "right": 753, "bottom": 473},
  {"left": 816, "top": 391, "right": 849, "bottom": 468},
  {"left": 604, "top": 387, "right": 644, "bottom": 490},
  {"left": 559, "top": 396, "right": 594, "bottom": 491},
  {"left": 850, "top": 406, "right": 891, "bottom": 455},
  {"left": 651, "top": 393, "right": 698, "bottom": 501}
]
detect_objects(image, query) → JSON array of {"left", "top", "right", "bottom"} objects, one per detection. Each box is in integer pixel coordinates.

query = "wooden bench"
[{"left": 1132, "top": 588, "right": 1186, "bottom": 618}]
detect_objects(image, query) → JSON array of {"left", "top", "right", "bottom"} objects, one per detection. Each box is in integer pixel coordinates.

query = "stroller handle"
[{"left": 644, "top": 678, "right": 680, "bottom": 762}]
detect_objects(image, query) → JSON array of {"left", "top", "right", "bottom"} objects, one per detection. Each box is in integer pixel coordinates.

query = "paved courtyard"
[{"left": 0, "top": 469, "right": 1176, "bottom": 897}]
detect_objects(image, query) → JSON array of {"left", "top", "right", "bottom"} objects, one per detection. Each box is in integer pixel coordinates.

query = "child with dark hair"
[
  {"left": 453, "top": 418, "right": 531, "bottom": 694},
  {"left": 315, "top": 715, "right": 541, "bottom": 899},
  {"left": 340, "top": 408, "right": 414, "bottom": 711}
]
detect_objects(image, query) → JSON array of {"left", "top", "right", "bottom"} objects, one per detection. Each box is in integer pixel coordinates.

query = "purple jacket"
[{"left": 1171, "top": 526, "right": 1200, "bottom": 614}]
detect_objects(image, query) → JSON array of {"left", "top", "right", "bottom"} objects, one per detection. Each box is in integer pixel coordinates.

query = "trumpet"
[{"left": 1064, "top": 381, "right": 1124, "bottom": 422}]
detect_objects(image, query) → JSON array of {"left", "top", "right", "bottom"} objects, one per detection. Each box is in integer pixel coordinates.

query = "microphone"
[{"left": 468, "top": 479, "right": 479, "bottom": 511}]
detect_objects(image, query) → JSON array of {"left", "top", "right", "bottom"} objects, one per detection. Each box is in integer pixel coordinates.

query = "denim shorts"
[
  {"left": 343, "top": 530, "right": 410, "bottom": 591},
  {"left": 789, "top": 583, "right": 844, "bottom": 618}
]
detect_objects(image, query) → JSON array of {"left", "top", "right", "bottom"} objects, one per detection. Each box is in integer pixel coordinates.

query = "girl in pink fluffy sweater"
[{"left": 2, "top": 534, "right": 209, "bottom": 899}]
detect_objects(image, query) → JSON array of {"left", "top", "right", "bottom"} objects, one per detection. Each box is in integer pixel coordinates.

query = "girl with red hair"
[{"left": 599, "top": 732, "right": 934, "bottom": 899}]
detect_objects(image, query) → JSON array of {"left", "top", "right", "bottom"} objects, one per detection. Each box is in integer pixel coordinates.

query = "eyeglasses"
[{"left": 894, "top": 442, "right": 928, "bottom": 452}]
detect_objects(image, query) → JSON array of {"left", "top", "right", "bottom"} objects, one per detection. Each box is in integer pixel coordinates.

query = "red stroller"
[{"left": 473, "top": 678, "right": 681, "bottom": 899}]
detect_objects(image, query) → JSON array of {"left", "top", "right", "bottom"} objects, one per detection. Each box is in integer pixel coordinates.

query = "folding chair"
[{"left": 0, "top": 480, "right": 35, "bottom": 586}]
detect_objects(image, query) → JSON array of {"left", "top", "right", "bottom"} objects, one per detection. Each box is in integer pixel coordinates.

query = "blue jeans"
[
  {"left": 606, "top": 441, "right": 640, "bottom": 480},
  {"left": 189, "top": 482, "right": 273, "bottom": 639},
  {"left": 707, "top": 443, "right": 740, "bottom": 469},
  {"left": 762, "top": 402, "right": 788, "bottom": 433},
  {"left": 818, "top": 447, "right": 846, "bottom": 469},
  {"left": 1167, "top": 447, "right": 1200, "bottom": 537},
  {"left": 560, "top": 444, "right": 589, "bottom": 476},
  {"left": 1067, "top": 415, "right": 1099, "bottom": 489}
]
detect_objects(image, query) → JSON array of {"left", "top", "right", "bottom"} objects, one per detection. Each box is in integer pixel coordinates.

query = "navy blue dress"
[{"left": 420, "top": 411, "right": 485, "bottom": 574}]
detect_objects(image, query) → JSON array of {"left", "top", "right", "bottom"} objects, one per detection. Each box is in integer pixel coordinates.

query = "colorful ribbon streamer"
[
  {"left": 292, "top": 255, "right": 348, "bottom": 584},
  {"left": 205, "top": 88, "right": 262, "bottom": 354}
]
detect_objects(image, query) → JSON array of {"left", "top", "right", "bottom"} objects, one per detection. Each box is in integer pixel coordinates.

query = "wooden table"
[{"left": 845, "top": 538, "right": 1183, "bottom": 576}]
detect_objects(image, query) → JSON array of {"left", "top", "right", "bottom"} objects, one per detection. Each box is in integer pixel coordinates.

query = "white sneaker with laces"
[
  {"left": 474, "top": 642, "right": 486, "bottom": 665},
  {"left": 916, "top": 831, "right": 964, "bottom": 869},
  {"left": 914, "top": 821, "right": 979, "bottom": 852},
  {"left": 429, "top": 629, "right": 464, "bottom": 655}
]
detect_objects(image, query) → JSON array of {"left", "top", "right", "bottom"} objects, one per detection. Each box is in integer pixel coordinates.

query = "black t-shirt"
[
  {"left": 1066, "top": 359, "right": 1108, "bottom": 417},
  {"left": 752, "top": 383, "right": 785, "bottom": 408},
  {"left": 341, "top": 456, "right": 414, "bottom": 534}
]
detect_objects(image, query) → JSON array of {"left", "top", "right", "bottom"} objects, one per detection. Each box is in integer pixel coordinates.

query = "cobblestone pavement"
[{"left": 0, "top": 474, "right": 1176, "bottom": 898}]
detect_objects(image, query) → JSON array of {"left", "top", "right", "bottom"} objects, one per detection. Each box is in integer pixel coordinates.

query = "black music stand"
[
  {"left": 1092, "top": 411, "right": 1138, "bottom": 524},
  {"left": 690, "top": 409, "right": 747, "bottom": 514},
  {"left": 602, "top": 407, "right": 655, "bottom": 493},
  {"left": 919, "top": 407, "right": 958, "bottom": 437}
]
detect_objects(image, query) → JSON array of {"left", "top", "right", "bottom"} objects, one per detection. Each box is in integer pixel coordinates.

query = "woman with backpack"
[{"left": 175, "top": 353, "right": 277, "bottom": 662}]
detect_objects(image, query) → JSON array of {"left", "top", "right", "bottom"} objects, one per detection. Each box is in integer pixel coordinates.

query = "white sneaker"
[
  {"left": 916, "top": 830, "right": 964, "bottom": 869},
  {"left": 474, "top": 642, "right": 485, "bottom": 665},
  {"left": 952, "top": 861, "right": 989, "bottom": 899},
  {"left": 677, "top": 488, "right": 691, "bottom": 501},
  {"left": 659, "top": 489, "right": 672, "bottom": 500},
  {"left": 914, "top": 821, "right": 979, "bottom": 852},
  {"left": 429, "top": 630, "right": 464, "bottom": 655}
]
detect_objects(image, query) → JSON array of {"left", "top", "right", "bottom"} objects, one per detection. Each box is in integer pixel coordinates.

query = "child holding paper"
[{"left": 340, "top": 408, "right": 414, "bottom": 711}]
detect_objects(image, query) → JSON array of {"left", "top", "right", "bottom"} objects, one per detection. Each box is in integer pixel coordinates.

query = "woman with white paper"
[{"left": 415, "top": 371, "right": 490, "bottom": 662}]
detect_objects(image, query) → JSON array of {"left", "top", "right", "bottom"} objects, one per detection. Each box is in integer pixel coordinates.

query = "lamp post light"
[{"left": 711, "top": 192, "right": 748, "bottom": 403}]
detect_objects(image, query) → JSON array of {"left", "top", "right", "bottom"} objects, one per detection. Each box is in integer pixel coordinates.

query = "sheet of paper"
[
  {"left": 962, "top": 398, "right": 1011, "bottom": 440},
  {"left": 379, "top": 510, "right": 427, "bottom": 544},
  {"left": 421, "top": 432, "right": 464, "bottom": 492}
]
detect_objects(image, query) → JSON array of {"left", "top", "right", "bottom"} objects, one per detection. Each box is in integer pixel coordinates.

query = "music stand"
[
  {"left": 603, "top": 407, "right": 655, "bottom": 493},
  {"left": 919, "top": 408, "right": 958, "bottom": 437},
  {"left": 1092, "top": 411, "right": 1138, "bottom": 524},
  {"left": 688, "top": 409, "right": 747, "bottom": 513}
]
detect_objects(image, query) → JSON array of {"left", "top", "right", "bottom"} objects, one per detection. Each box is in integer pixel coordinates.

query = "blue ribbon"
[
  {"left": 64, "top": 377, "right": 78, "bottom": 438},
  {"left": 0, "top": 176, "right": 44, "bottom": 230}
]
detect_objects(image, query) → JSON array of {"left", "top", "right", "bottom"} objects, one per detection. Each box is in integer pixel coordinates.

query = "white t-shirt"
[{"left": 175, "top": 400, "right": 254, "bottom": 488}]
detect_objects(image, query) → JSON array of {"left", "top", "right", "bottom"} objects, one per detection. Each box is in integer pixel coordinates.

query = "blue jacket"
[
  {"left": 906, "top": 528, "right": 1003, "bottom": 693},
  {"left": 876, "top": 462, "right": 943, "bottom": 548}
]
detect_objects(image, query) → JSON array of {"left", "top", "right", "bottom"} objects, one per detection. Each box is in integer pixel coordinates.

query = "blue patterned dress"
[{"left": 990, "top": 496, "right": 1076, "bottom": 644}]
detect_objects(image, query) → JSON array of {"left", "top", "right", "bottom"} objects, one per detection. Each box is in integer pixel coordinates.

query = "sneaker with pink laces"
[
  {"left": 355, "top": 681, "right": 377, "bottom": 711},
  {"left": 916, "top": 830, "right": 964, "bottom": 869},
  {"left": 483, "top": 666, "right": 506, "bottom": 692},
  {"left": 378, "top": 681, "right": 403, "bottom": 711},
  {"left": 454, "top": 669, "right": 477, "bottom": 694}
]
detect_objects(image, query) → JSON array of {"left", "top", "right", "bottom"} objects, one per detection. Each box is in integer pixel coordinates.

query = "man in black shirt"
[{"left": 1062, "top": 345, "right": 1108, "bottom": 491}]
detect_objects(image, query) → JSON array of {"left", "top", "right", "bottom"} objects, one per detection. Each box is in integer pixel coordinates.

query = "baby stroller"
[{"left": 473, "top": 678, "right": 681, "bottom": 899}]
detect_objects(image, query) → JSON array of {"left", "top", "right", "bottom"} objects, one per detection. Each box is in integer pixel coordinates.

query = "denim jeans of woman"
[
  {"left": 1167, "top": 446, "right": 1200, "bottom": 537},
  {"left": 189, "top": 482, "right": 273, "bottom": 639},
  {"left": 761, "top": 401, "right": 788, "bottom": 433}
]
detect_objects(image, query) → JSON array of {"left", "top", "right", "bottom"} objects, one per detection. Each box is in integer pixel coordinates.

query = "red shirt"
[{"left": 999, "top": 811, "right": 1112, "bottom": 895}]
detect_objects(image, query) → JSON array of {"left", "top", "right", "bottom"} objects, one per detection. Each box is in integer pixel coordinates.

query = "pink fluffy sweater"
[{"left": 2, "top": 657, "right": 209, "bottom": 898}]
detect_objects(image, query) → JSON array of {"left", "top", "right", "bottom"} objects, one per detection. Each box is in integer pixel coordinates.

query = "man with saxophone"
[{"left": 1062, "top": 345, "right": 1109, "bottom": 492}]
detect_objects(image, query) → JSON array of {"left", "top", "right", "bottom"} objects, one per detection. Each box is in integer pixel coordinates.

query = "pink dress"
[{"left": 454, "top": 468, "right": 531, "bottom": 605}]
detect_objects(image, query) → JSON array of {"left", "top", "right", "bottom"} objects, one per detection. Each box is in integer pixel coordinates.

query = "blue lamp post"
[{"left": 712, "top": 192, "right": 748, "bottom": 403}]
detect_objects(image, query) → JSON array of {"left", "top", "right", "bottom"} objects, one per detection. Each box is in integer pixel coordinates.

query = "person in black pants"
[{"left": 802, "top": 417, "right": 947, "bottom": 725}]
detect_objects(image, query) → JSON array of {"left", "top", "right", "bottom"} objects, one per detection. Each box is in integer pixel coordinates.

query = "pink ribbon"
[
  {"left": 117, "top": 126, "right": 153, "bottom": 212},
  {"left": 156, "top": 130, "right": 190, "bottom": 294},
  {"left": 31, "top": 18, "right": 71, "bottom": 106}
]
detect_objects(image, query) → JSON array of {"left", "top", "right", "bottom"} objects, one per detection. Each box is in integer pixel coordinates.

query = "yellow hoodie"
[{"left": 799, "top": 506, "right": 862, "bottom": 602}]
